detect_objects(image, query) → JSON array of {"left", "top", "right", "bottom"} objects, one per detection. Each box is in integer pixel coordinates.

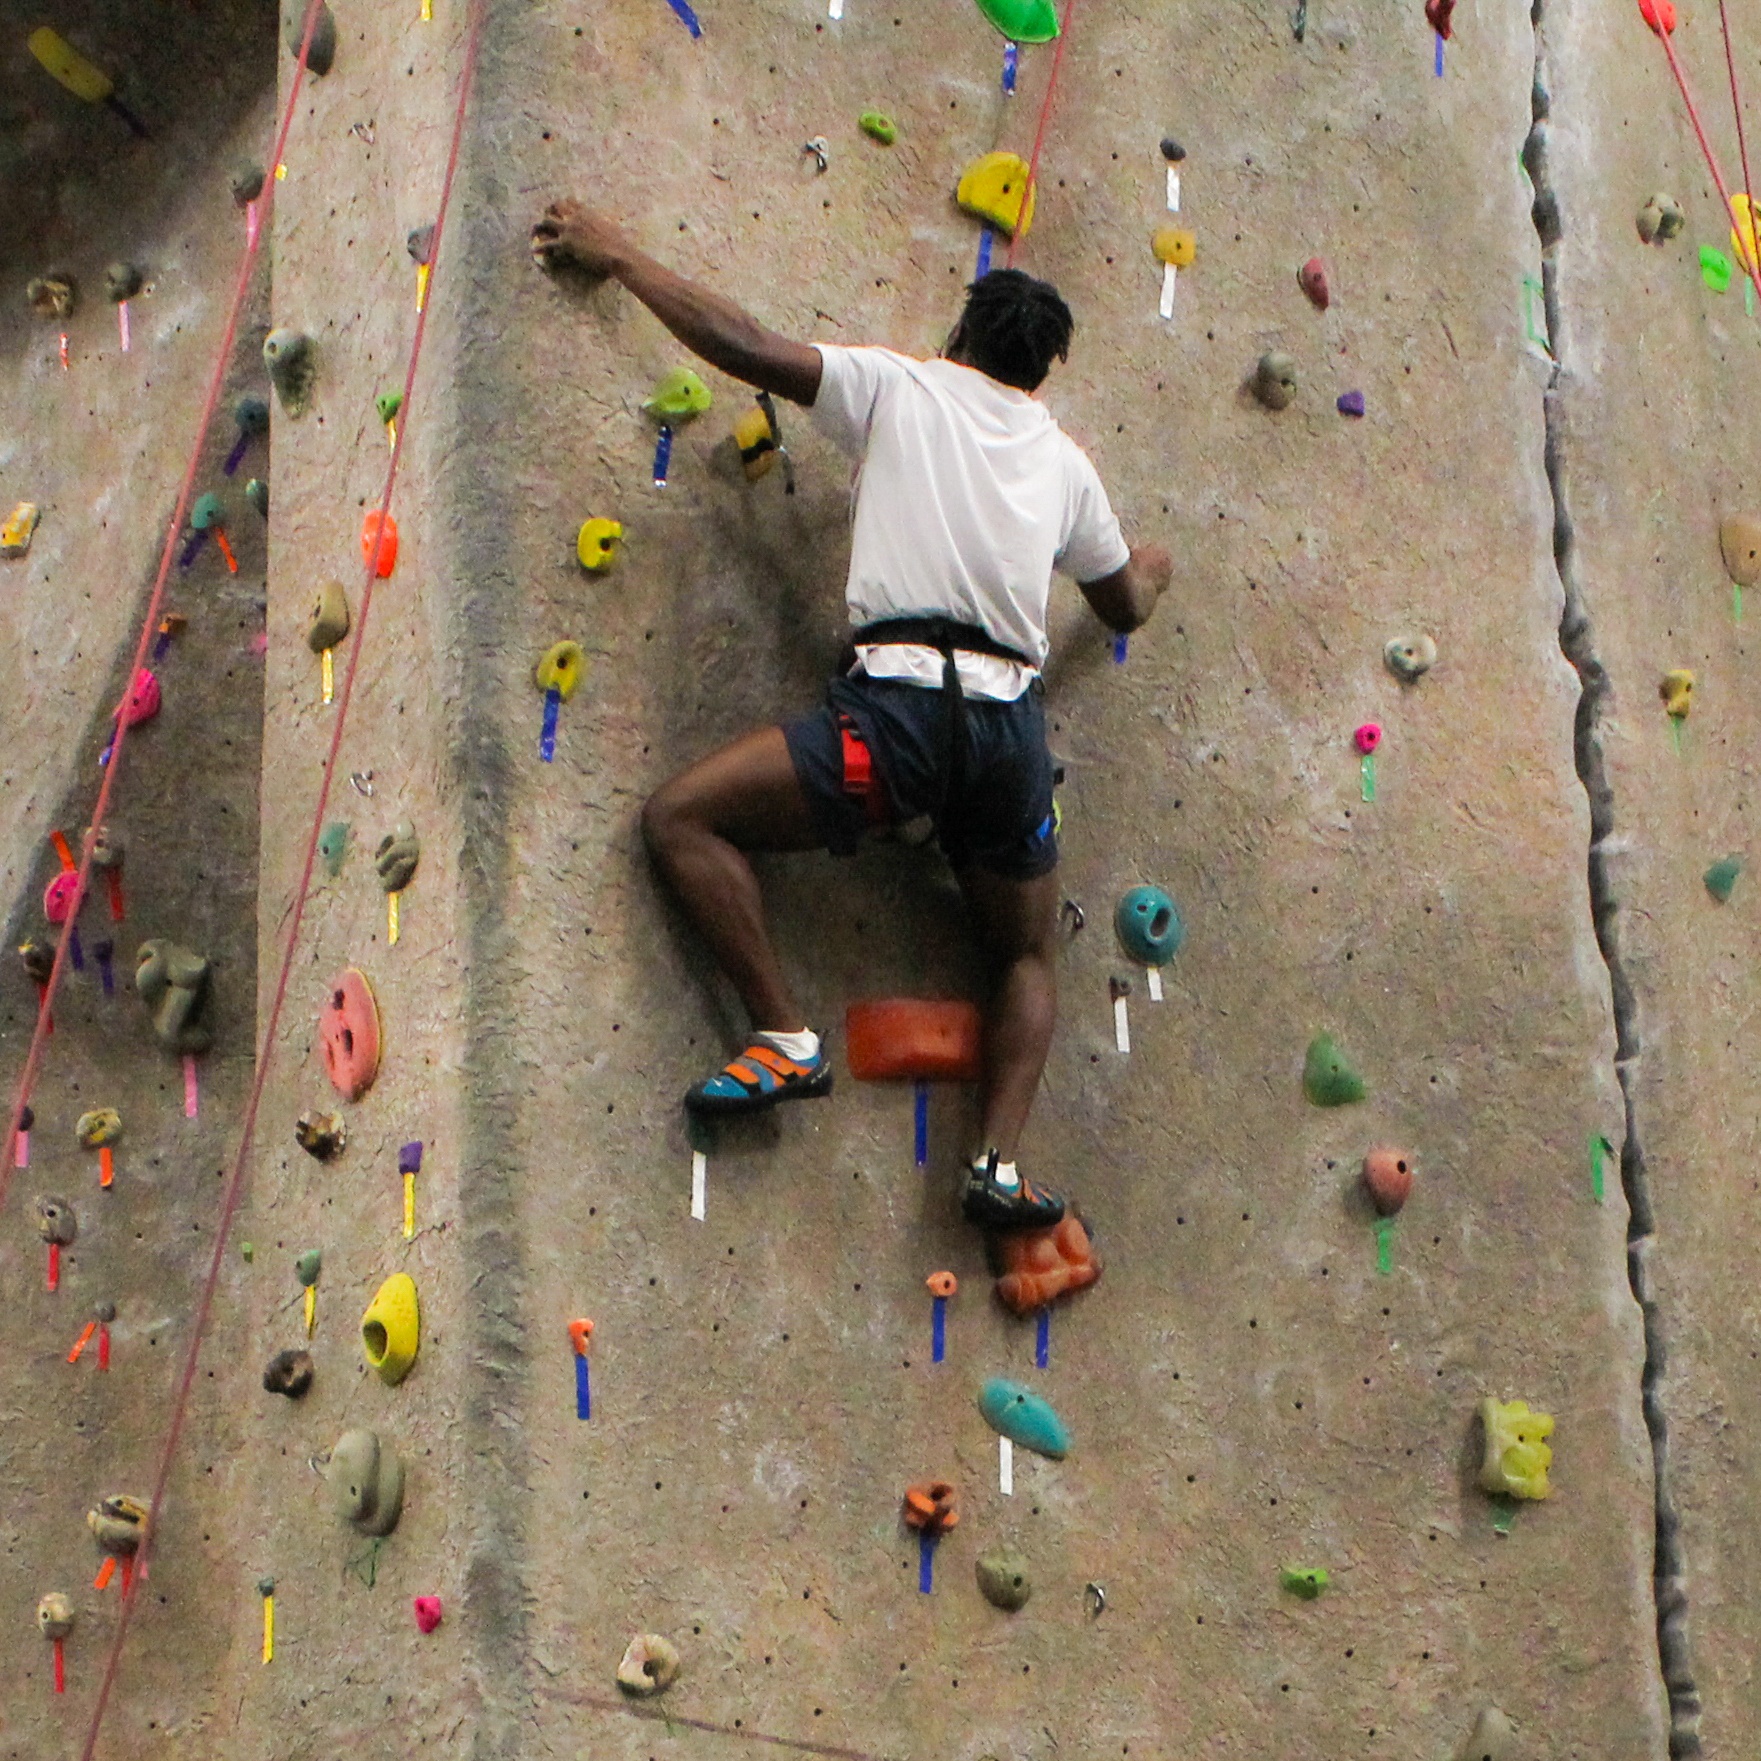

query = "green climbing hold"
[
  {"left": 191, "top": 492, "right": 225, "bottom": 530},
  {"left": 859, "top": 110, "right": 898, "bottom": 145},
  {"left": 319, "top": 822, "right": 350, "bottom": 878},
  {"left": 643, "top": 367, "right": 713, "bottom": 419},
  {"left": 1701, "top": 245, "right": 1734, "bottom": 292},
  {"left": 375, "top": 390, "right": 402, "bottom": 424},
  {"left": 244, "top": 478, "right": 269, "bottom": 517},
  {"left": 973, "top": 0, "right": 1060, "bottom": 43},
  {"left": 1280, "top": 1566, "right": 1329, "bottom": 1599},
  {"left": 1705, "top": 856, "right": 1742, "bottom": 902},
  {"left": 1303, "top": 1033, "right": 1365, "bottom": 1106},
  {"left": 295, "top": 1248, "right": 322, "bottom": 1286},
  {"left": 978, "top": 1377, "right": 1070, "bottom": 1459},
  {"left": 242, "top": 1241, "right": 255, "bottom": 1262}
]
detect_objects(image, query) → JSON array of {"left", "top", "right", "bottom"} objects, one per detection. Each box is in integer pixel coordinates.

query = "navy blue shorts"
[{"left": 783, "top": 672, "right": 1058, "bottom": 881}]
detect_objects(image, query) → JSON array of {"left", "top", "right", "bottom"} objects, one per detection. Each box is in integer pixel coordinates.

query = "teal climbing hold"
[
  {"left": 1705, "top": 856, "right": 1742, "bottom": 902},
  {"left": 643, "top": 367, "right": 713, "bottom": 419},
  {"left": 319, "top": 822, "right": 350, "bottom": 878},
  {"left": 295, "top": 1248, "right": 322, "bottom": 1286},
  {"left": 973, "top": 0, "right": 1060, "bottom": 43},
  {"left": 1303, "top": 1033, "right": 1365, "bottom": 1106},
  {"left": 1280, "top": 1566, "right": 1329, "bottom": 1599},
  {"left": 1701, "top": 246, "right": 1734, "bottom": 292},
  {"left": 978, "top": 1378, "right": 1070, "bottom": 1459},
  {"left": 191, "top": 492, "right": 225, "bottom": 530},
  {"left": 1114, "top": 885, "right": 1183, "bottom": 966}
]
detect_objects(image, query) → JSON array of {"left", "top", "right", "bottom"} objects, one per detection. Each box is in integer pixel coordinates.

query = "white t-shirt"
[{"left": 809, "top": 344, "right": 1130, "bottom": 701}]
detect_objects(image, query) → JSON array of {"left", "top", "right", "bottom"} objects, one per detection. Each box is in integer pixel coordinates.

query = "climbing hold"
[
  {"left": 318, "top": 822, "right": 350, "bottom": 877},
  {"left": 1452, "top": 1706, "right": 1518, "bottom": 1761},
  {"left": 116, "top": 668, "right": 160, "bottom": 727},
  {"left": 360, "top": 510, "right": 398, "bottom": 576},
  {"left": 362, "top": 1272, "right": 420, "bottom": 1385},
  {"left": 1384, "top": 634, "right": 1437, "bottom": 681},
  {"left": 1660, "top": 669, "right": 1694, "bottom": 720},
  {"left": 245, "top": 478, "right": 269, "bottom": 518},
  {"left": 535, "top": 640, "right": 587, "bottom": 702},
  {"left": 327, "top": 1429, "right": 404, "bottom": 1535},
  {"left": 1424, "top": 0, "right": 1455, "bottom": 38},
  {"left": 20, "top": 942, "right": 54, "bottom": 983},
  {"left": 618, "top": 1632, "right": 682, "bottom": 1696},
  {"left": 262, "top": 328, "right": 315, "bottom": 416},
  {"left": 1637, "top": 0, "right": 1675, "bottom": 36},
  {"left": 236, "top": 395, "right": 271, "bottom": 438},
  {"left": 43, "top": 870, "right": 79, "bottom": 923},
  {"left": 995, "top": 1212, "right": 1101, "bottom": 1315},
  {"left": 973, "top": 0, "right": 1060, "bottom": 41},
  {"left": 407, "top": 224, "right": 436, "bottom": 265},
  {"left": 413, "top": 1596, "right": 443, "bottom": 1634},
  {"left": 926, "top": 1270, "right": 958, "bottom": 1299},
  {"left": 320, "top": 968, "right": 382, "bottom": 1101},
  {"left": 1477, "top": 1396, "right": 1554, "bottom": 1500},
  {"left": 1705, "top": 856, "right": 1742, "bottom": 903},
  {"left": 374, "top": 823, "right": 420, "bottom": 893},
  {"left": 1252, "top": 352, "right": 1298, "bottom": 411},
  {"left": 576, "top": 517, "right": 623, "bottom": 570},
  {"left": 306, "top": 579, "right": 350, "bottom": 653},
  {"left": 1636, "top": 194, "right": 1685, "bottom": 243},
  {"left": 1151, "top": 226, "right": 1196, "bottom": 268},
  {"left": 1303, "top": 1033, "right": 1365, "bottom": 1106},
  {"left": 87, "top": 1495, "right": 148, "bottom": 1556},
  {"left": 1362, "top": 1146, "right": 1413, "bottom": 1216},
  {"left": 1297, "top": 257, "right": 1330, "bottom": 309},
  {"left": 87, "top": 826, "right": 123, "bottom": 870},
  {"left": 295, "top": 1110, "right": 347, "bottom": 1160},
  {"left": 643, "top": 367, "right": 712, "bottom": 419},
  {"left": 190, "top": 493, "right": 225, "bottom": 532},
  {"left": 295, "top": 1249, "right": 322, "bottom": 1286},
  {"left": 2, "top": 502, "right": 41, "bottom": 558},
  {"left": 978, "top": 1378, "right": 1070, "bottom": 1459},
  {"left": 375, "top": 390, "right": 403, "bottom": 425},
  {"left": 1114, "top": 885, "right": 1183, "bottom": 966},
  {"left": 1159, "top": 137, "right": 1186, "bottom": 162},
  {"left": 1731, "top": 193, "right": 1759, "bottom": 274},
  {"left": 231, "top": 163, "right": 266, "bottom": 206},
  {"left": 956, "top": 151, "right": 1037, "bottom": 239},
  {"left": 285, "top": 0, "right": 337, "bottom": 73},
  {"left": 734, "top": 405, "right": 780, "bottom": 481},
  {"left": 975, "top": 1546, "right": 1032, "bottom": 1610},
  {"left": 37, "top": 1593, "right": 75, "bottom": 1639},
  {"left": 104, "top": 262, "right": 144, "bottom": 304},
  {"left": 859, "top": 110, "right": 898, "bottom": 144},
  {"left": 902, "top": 1480, "right": 959, "bottom": 1536},
  {"left": 135, "top": 940, "right": 213, "bottom": 1053},
  {"left": 34, "top": 1194, "right": 77, "bottom": 1246},
  {"left": 1337, "top": 390, "right": 1366, "bottom": 418},
  {"left": 846, "top": 998, "right": 984, "bottom": 1081},
  {"left": 1700, "top": 246, "right": 1733, "bottom": 293},
  {"left": 75, "top": 1109, "right": 121, "bottom": 1149},
  {"left": 1719, "top": 514, "right": 1761, "bottom": 586},
  {"left": 262, "top": 1347, "right": 315, "bottom": 1397},
  {"left": 1279, "top": 1566, "right": 1329, "bottom": 1599},
  {"left": 27, "top": 275, "right": 76, "bottom": 320},
  {"left": 1354, "top": 722, "right": 1382, "bottom": 754}
]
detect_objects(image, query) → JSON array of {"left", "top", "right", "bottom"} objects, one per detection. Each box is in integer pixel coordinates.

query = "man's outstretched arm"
[
  {"left": 532, "top": 200, "right": 823, "bottom": 406},
  {"left": 1077, "top": 544, "right": 1173, "bottom": 634}
]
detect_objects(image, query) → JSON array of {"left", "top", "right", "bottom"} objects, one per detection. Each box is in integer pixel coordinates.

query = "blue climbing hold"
[
  {"left": 978, "top": 1377, "right": 1070, "bottom": 1459},
  {"left": 1114, "top": 885, "right": 1183, "bottom": 966}
]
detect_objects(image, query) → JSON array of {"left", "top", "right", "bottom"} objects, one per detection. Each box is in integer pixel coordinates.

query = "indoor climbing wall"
[{"left": 7, "top": 0, "right": 1761, "bottom": 1755}]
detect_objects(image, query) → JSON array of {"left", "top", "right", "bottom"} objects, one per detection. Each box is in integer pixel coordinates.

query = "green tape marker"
[
  {"left": 1491, "top": 1497, "right": 1516, "bottom": 1535},
  {"left": 1375, "top": 1216, "right": 1394, "bottom": 1275},
  {"left": 1360, "top": 752, "right": 1376, "bottom": 803},
  {"left": 1590, "top": 1132, "right": 1610, "bottom": 1204}
]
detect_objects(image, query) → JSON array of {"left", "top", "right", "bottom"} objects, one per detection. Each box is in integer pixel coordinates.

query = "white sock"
[
  {"left": 755, "top": 1027, "right": 820, "bottom": 1062},
  {"left": 973, "top": 1153, "right": 1020, "bottom": 1190}
]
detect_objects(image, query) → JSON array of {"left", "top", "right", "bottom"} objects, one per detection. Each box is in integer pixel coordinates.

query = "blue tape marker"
[
  {"left": 1002, "top": 40, "right": 1018, "bottom": 92},
  {"left": 1035, "top": 1307, "right": 1050, "bottom": 1368},
  {"left": 976, "top": 226, "right": 994, "bottom": 278},
  {"left": 932, "top": 1295, "right": 947, "bottom": 1364},
  {"left": 653, "top": 423, "right": 673, "bottom": 487},
  {"left": 98, "top": 742, "right": 114, "bottom": 769},
  {"left": 575, "top": 1352, "right": 591, "bottom": 1420},
  {"left": 913, "top": 1079, "right": 928, "bottom": 1167},
  {"left": 664, "top": 0, "right": 703, "bottom": 35},
  {"left": 152, "top": 630, "right": 172, "bottom": 663},
  {"left": 1112, "top": 632, "right": 1128, "bottom": 664},
  {"left": 222, "top": 433, "right": 250, "bottom": 477},
  {"left": 1434, "top": 33, "right": 1443, "bottom": 75},
  {"left": 68, "top": 927, "right": 84, "bottom": 973},
  {"left": 540, "top": 685, "right": 562, "bottom": 762},
  {"left": 95, "top": 942, "right": 114, "bottom": 996},
  {"left": 918, "top": 1531, "right": 935, "bottom": 1594},
  {"left": 179, "top": 530, "right": 207, "bottom": 569}
]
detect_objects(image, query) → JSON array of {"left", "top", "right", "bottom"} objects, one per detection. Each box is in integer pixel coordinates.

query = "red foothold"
[
  {"left": 568, "top": 1317, "right": 594, "bottom": 1355},
  {"left": 1297, "top": 257, "right": 1331, "bottom": 310},
  {"left": 413, "top": 1595, "right": 443, "bottom": 1634},
  {"left": 43, "top": 870, "right": 80, "bottom": 925},
  {"left": 361, "top": 510, "right": 399, "bottom": 578},
  {"left": 1637, "top": 0, "right": 1675, "bottom": 34},
  {"left": 1425, "top": 0, "right": 1455, "bottom": 38},
  {"left": 115, "top": 668, "right": 161, "bottom": 728}
]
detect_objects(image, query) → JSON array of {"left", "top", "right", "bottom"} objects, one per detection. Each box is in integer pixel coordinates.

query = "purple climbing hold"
[{"left": 1337, "top": 391, "right": 1365, "bottom": 417}]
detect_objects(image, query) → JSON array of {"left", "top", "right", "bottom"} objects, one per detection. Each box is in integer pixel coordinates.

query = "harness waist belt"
[{"left": 851, "top": 615, "right": 1032, "bottom": 669}]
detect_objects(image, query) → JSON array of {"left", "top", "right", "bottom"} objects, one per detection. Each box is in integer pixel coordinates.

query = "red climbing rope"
[
  {"left": 75, "top": 0, "right": 488, "bottom": 1752},
  {"left": 1004, "top": 0, "right": 1081, "bottom": 271}
]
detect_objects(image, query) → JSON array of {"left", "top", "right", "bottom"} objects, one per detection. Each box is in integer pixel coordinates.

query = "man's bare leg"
[{"left": 640, "top": 726, "right": 823, "bottom": 1031}]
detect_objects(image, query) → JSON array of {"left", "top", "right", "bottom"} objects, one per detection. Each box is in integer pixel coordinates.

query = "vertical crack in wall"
[{"left": 1524, "top": 7, "right": 1701, "bottom": 1752}]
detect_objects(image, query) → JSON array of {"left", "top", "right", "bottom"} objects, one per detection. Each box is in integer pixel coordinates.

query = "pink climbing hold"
[
  {"left": 413, "top": 1595, "right": 443, "bottom": 1634},
  {"left": 43, "top": 870, "right": 80, "bottom": 924},
  {"left": 1297, "top": 257, "right": 1331, "bottom": 310},
  {"left": 116, "top": 668, "right": 161, "bottom": 728},
  {"left": 1637, "top": 0, "right": 1675, "bottom": 35},
  {"left": 1354, "top": 723, "right": 1383, "bottom": 754},
  {"left": 1424, "top": 0, "right": 1455, "bottom": 39}
]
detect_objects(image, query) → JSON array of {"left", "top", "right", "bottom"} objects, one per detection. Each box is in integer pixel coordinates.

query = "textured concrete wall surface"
[{"left": 4, "top": 0, "right": 1761, "bottom": 1755}]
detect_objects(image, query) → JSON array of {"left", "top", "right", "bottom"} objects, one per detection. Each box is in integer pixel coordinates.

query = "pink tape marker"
[
  {"left": 183, "top": 1055, "right": 199, "bottom": 1118},
  {"left": 118, "top": 302, "right": 131, "bottom": 353}
]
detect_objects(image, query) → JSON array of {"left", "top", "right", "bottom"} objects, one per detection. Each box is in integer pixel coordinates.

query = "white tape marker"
[
  {"left": 1167, "top": 168, "right": 1181, "bottom": 212},
  {"left": 1159, "top": 263, "right": 1177, "bottom": 320},
  {"left": 999, "top": 1435, "right": 1014, "bottom": 1495},
  {"left": 690, "top": 1150, "right": 707, "bottom": 1221},
  {"left": 829, "top": 0, "right": 843, "bottom": 15},
  {"left": 1147, "top": 968, "right": 1164, "bottom": 1003},
  {"left": 1114, "top": 995, "right": 1131, "bottom": 1054}
]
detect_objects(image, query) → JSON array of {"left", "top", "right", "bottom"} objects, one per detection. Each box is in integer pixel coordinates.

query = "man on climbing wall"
[{"left": 532, "top": 200, "right": 1171, "bottom": 1231}]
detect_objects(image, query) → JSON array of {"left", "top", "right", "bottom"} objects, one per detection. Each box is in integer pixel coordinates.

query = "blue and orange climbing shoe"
[
  {"left": 962, "top": 1149, "right": 1067, "bottom": 1231},
  {"left": 685, "top": 1037, "right": 834, "bottom": 1116}
]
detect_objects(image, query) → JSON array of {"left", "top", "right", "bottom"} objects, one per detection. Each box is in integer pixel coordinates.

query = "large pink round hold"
[
  {"left": 43, "top": 870, "right": 80, "bottom": 924},
  {"left": 117, "top": 668, "right": 161, "bottom": 728}
]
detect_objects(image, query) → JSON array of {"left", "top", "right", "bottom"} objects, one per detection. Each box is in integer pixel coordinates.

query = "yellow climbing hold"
[
  {"left": 576, "top": 518, "right": 623, "bottom": 572},
  {"left": 733, "top": 405, "right": 778, "bottom": 481},
  {"left": 1477, "top": 1397, "right": 1553, "bottom": 1500},
  {"left": 361, "top": 1272, "right": 420, "bottom": 1386},
  {"left": 28, "top": 27, "right": 114, "bottom": 104},
  {"left": 956, "top": 151, "right": 1037, "bottom": 240},
  {"left": 1660, "top": 668, "right": 1695, "bottom": 720},
  {"left": 1731, "top": 192, "right": 1758, "bottom": 276},
  {"left": 1152, "top": 226, "right": 1196, "bottom": 268},
  {"left": 535, "top": 640, "right": 587, "bottom": 701}
]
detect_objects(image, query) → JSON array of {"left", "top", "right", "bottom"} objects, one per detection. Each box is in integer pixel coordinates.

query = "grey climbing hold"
[
  {"left": 1635, "top": 194, "right": 1684, "bottom": 243},
  {"left": 27, "top": 275, "right": 76, "bottom": 320},
  {"left": 295, "top": 1248, "right": 322, "bottom": 1286},
  {"left": 245, "top": 477, "right": 269, "bottom": 518},
  {"left": 263, "top": 1348, "right": 315, "bottom": 1398},
  {"left": 104, "top": 262, "right": 143, "bottom": 303},
  {"left": 34, "top": 1194, "right": 76, "bottom": 1246},
  {"left": 1252, "top": 351, "right": 1297, "bottom": 410},
  {"left": 374, "top": 822, "right": 420, "bottom": 893},
  {"left": 236, "top": 395, "right": 271, "bottom": 437},
  {"left": 37, "top": 1593, "right": 75, "bottom": 1639},
  {"left": 617, "top": 1633, "right": 681, "bottom": 1696},
  {"left": 407, "top": 224, "right": 436, "bottom": 265},
  {"left": 285, "top": 0, "right": 337, "bottom": 75},
  {"left": 230, "top": 162, "right": 266, "bottom": 206},
  {"left": 975, "top": 1546, "right": 1033, "bottom": 1610},
  {"left": 328, "top": 1429, "right": 404, "bottom": 1535},
  {"left": 1383, "top": 634, "right": 1437, "bottom": 682},
  {"left": 94, "top": 1299, "right": 116, "bottom": 1323},
  {"left": 1452, "top": 1706, "right": 1517, "bottom": 1761},
  {"left": 134, "top": 939, "right": 214, "bottom": 1053},
  {"left": 295, "top": 1110, "right": 347, "bottom": 1160},
  {"left": 263, "top": 328, "right": 315, "bottom": 417},
  {"left": 1719, "top": 514, "right": 1761, "bottom": 587},
  {"left": 306, "top": 579, "right": 350, "bottom": 654}
]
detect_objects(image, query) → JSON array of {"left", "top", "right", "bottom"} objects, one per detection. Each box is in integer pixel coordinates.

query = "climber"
[{"left": 532, "top": 199, "right": 1171, "bottom": 1231}]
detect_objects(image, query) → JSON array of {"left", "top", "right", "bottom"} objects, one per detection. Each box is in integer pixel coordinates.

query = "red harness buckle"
[{"left": 838, "top": 714, "right": 890, "bottom": 825}]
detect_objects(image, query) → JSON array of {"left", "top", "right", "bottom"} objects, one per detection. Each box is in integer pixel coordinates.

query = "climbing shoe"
[
  {"left": 962, "top": 1150, "right": 1067, "bottom": 1231},
  {"left": 685, "top": 1038, "right": 833, "bottom": 1116}
]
